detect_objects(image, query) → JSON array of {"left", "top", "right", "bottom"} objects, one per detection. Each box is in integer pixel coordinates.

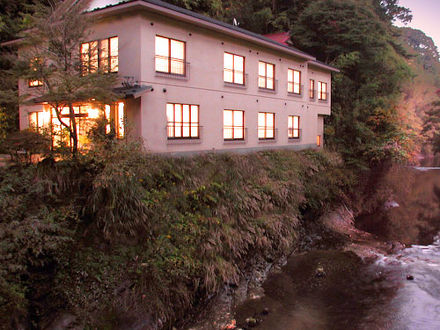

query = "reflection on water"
[{"left": 233, "top": 168, "right": 440, "bottom": 330}]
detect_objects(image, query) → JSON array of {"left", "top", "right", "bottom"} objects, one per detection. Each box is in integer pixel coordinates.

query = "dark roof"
[{"left": 91, "top": 0, "right": 315, "bottom": 60}]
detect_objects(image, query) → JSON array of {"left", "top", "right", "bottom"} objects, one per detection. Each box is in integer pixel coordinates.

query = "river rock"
[
  {"left": 315, "top": 265, "right": 326, "bottom": 278},
  {"left": 245, "top": 317, "right": 258, "bottom": 327}
]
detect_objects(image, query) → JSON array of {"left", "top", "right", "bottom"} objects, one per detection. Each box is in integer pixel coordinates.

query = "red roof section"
[{"left": 263, "top": 32, "right": 290, "bottom": 46}]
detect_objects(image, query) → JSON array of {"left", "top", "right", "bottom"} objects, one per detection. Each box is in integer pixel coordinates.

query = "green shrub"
[{"left": 0, "top": 142, "right": 355, "bottom": 328}]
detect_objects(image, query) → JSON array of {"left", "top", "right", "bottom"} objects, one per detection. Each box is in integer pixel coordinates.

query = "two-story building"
[{"left": 16, "top": 0, "right": 339, "bottom": 154}]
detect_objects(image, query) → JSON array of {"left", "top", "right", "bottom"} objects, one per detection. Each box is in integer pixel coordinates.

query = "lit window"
[
  {"left": 309, "top": 79, "right": 315, "bottom": 99},
  {"left": 258, "top": 112, "right": 275, "bottom": 139},
  {"left": 288, "top": 115, "right": 300, "bottom": 139},
  {"left": 223, "top": 110, "right": 244, "bottom": 140},
  {"left": 258, "top": 61, "right": 275, "bottom": 90},
  {"left": 29, "top": 58, "right": 43, "bottom": 87},
  {"left": 81, "top": 36, "right": 118, "bottom": 74},
  {"left": 117, "top": 102, "right": 124, "bottom": 138},
  {"left": 167, "top": 103, "right": 199, "bottom": 139},
  {"left": 288, "top": 69, "right": 301, "bottom": 94},
  {"left": 318, "top": 81, "right": 328, "bottom": 100},
  {"left": 155, "top": 36, "right": 186, "bottom": 75},
  {"left": 317, "top": 135, "right": 322, "bottom": 146},
  {"left": 28, "top": 111, "right": 49, "bottom": 131},
  {"left": 224, "top": 52, "right": 245, "bottom": 85}
]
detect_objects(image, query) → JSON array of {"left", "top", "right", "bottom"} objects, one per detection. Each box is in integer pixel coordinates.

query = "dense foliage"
[{"left": 0, "top": 143, "right": 354, "bottom": 328}]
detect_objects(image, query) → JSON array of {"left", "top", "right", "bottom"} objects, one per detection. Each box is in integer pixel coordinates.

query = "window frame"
[
  {"left": 223, "top": 109, "right": 245, "bottom": 141},
  {"left": 223, "top": 52, "right": 245, "bottom": 85},
  {"left": 258, "top": 112, "right": 276, "bottom": 140},
  {"left": 155, "top": 35, "right": 187, "bottom": 76},
  {"left": 318, "top": 81, "right": 328, "bottom": 101},
  {"left": 28, "top": 111, "right": 45, "bottom": 131},
  {"left": 287, "top": 69, "right": 301, "bottom": 95},
  {"left": 309, "top": 79, "right": 315, "bottom": 99},
  {"left": 166, "top": 103, "right": 200, "bottom": 140},
  {"left": 258, "top": 61, "right": 275, "bottom": 90},
  {"left": 288, "top": 115, "right": 300, "bottom": 139},
  {"left": 81, "top": 36, "right": 119, "bottom": 75}
]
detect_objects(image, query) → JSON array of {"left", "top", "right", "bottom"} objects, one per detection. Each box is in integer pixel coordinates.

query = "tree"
[
  {"left": 423, "top": 91, "right": 440, "bottom": 154},
  {"left": 288, "top": 0, "right": 413, "bottom": 166},
  {"left": 12, "top": 0, "right": 119, "bottom": 155}
]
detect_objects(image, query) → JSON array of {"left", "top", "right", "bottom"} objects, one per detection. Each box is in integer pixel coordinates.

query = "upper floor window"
[
  {"left": 318, "top": 81, "right": 328, "bottom": 101},
  {"left": 29, "top": 58, "right": 43, "bottom": 87},
  {"left": 223, "top": 109, "right": 244, "bottom": 140},
  {"left": 166, "top": 103, "right": 199, "bottom": 139},
  {"left": 258, "top": 61, "right": 275, "bottom": 90},
  {"left": 288, "top": 69, "right": 301, "bottom": 94},
  {"left": 81, "top": 36, "right": 118, "bottom": 74},
  {"left": 155, "top": 36, "right": 186, "bottom": 76},
  {"left": 224, "top": 52, "right": 245, "bottom": 85},
  {"left": 258, "top": 112, "right": 275, "bottom": 139},
  {"left": 288, "top": 115, "right": 300, "bottom": 139},
  {"left": 309, "top": 79, "right": 315, "bottom": 99},
  {"left": 29, "top": 80, "right": 43, "bottom": 88}
]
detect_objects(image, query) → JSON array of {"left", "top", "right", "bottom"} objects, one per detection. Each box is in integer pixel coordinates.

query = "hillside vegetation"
[{"left": 0, "top": 143, "right": 354, "bottom": 328}]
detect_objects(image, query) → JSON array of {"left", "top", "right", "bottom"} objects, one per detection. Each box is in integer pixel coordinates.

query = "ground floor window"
[
  {"left": 29, "top": 111, "right": 50, "bottom": 132},
  {"left": 28, "top": 102, "right": 125, "bottom": 148},
  {"left": 166, "top": 103, "right": 199, "bottom": 139},
  {"left": 258, "top": 112, "right": 275, "bottom": 139},
  {"left": 317, "top": 135, "right": 322, "bottom": 146},
  {"left": 288, "top": 115, "right": 300, "bottom": 139},
  {"left": 223, "top": 109, "right": 244, "bottom": 140}
]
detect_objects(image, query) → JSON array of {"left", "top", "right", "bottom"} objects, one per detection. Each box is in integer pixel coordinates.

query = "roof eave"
[
  {"left": 91, "top": 0, "right": 316, "bottom": 61},
  {"left": 308, "top": 61, "right": 340, "bottom": 73}
]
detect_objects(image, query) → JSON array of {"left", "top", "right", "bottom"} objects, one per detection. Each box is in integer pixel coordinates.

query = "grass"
[{"left": 0, "top": 143, "right": 356, "bottom": 328}]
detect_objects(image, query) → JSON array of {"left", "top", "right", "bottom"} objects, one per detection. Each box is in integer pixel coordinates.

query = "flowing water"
[{"left": 232, "top": 168, "right": 440, "bottom": 330}]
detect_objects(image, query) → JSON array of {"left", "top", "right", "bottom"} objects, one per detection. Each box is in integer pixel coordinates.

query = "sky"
[{"left": 395, "top": 0, "right": 440, "bottom": 49}]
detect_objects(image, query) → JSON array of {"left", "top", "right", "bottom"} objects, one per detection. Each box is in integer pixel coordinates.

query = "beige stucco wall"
[{"left": 19, "top": 7, "right": 333, "bottom": 154}]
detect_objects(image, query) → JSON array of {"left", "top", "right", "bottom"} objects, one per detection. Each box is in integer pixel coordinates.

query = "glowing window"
[
  {"left": 223, "top": 110, "right": 244, "bottom": 140},
  {"left": 258, "top": 112, "right": 275, "bottom": 139},
  {"left": 258, "top": 61, "right": 275, "bottom": 90},
  {"left": 288, "top": 69, "right": 301, "bottom": 94},
  {"left": 81, "top": 36, "right": 118, "bottom": 74},
  {"left": 166, "top": 103, "right": 199, "bottom": 139},
  {"left": 288, "top": 115, "right": 300, "bottom": 139},
  {"left": 224, "top": 52, "right": 245, "bottom": 85},
  {"left": 318, "top": 81, "right": 328, "bottom": 100},
  {"left": 28, "top": 111, "right": 49, "bottom": 131},
  {"left": 155, "top": 36, "right": 186, "bottom": 75},
  {"left": 317, "top": 135, "right": 322, "bottom": 146},
  {"left": 28, "top": 58, "right": 43, "bottom": 87}
]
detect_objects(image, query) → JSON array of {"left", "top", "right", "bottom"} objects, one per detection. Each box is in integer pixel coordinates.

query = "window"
[
  {"left": 29, "top": 80, "right": 43, "bottom": 87},
  {"left": 318, "top": 81, "right": 328, "bottom": 100},
  {"left": 288, "top": 69, "right": 301, "bottom": 94},
  {"left": 309, "top": 79, "right": 315, "bottom": 99},
  {"left": 288, "top": 115, "right": 300, "bottom": 139},
  {"left": 258, "top": 112, "right": 275, "bottom": 139},
  {"left": 29, "top": 58, "right": 43, "bottom": 87},
  {"left": 155, "top": 36, "right": 186, "bottom": 75},
  {"left": 224, "top": 52, "right": 245, "bottom": 85},
  {"left": 317, "top": 135, "right": 322, "bottom": 147},
  {"left": 29, "top": 111, "right": 48, "bottom": 131},
  {"left": 81, "top": 36, "right": 118, "bottom": 74},
  {"left": 223, "top": 110, "right": 244, "bottom": 140},
  {"left": 166, "top": 103, "right": 199, "bottom": 139},
  {"left": 258, "top": 61, "right": 275, "bottom": 90}
]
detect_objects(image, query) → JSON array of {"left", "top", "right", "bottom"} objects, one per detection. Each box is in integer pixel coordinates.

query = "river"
[{"left": 231, "top": 167, "right": 440, "bottom": 330}]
